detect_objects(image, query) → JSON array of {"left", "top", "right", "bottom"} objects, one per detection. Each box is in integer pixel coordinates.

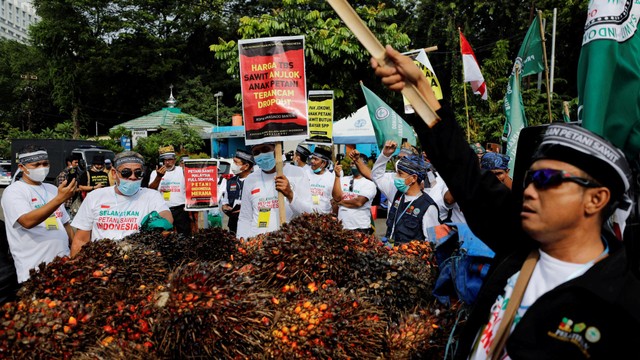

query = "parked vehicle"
[
  {"left": 10, "top": 139, "right": 115, "bottom": 184},
  {"left": 0, "top": 160, "right": 11, "bottom": 187}
]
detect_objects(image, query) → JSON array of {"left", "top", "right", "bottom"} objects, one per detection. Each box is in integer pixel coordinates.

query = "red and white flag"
[{"left": 459, "top": 30, "right": 488, "bottom": 100}]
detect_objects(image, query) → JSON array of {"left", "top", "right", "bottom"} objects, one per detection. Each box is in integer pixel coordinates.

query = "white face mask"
[
  {"left": 230, "top": 162, "right": 244, "bottom": 175},
  {"left": 25, "top": 166, "right": 49, "bottom": 183}
]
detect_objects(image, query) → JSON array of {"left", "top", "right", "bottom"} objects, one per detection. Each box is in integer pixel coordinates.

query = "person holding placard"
[{"left": 236, "top": 143, "right": 312, "bottom": 239}]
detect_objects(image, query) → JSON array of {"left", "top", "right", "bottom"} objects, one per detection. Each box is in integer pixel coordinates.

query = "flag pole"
[
  {"left": 326, "top": 0, "right": 439, "bottom": 128},
  {"left": 459, "top": 27, "right": 471, "bottom": 142},
  {"left": 537, "top": 10, "right": 553, "bottom": 123}
]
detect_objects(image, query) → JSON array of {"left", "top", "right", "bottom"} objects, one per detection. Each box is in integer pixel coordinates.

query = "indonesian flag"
[{"left": 459, "top": 30, "right": 488, "bottom": 100}]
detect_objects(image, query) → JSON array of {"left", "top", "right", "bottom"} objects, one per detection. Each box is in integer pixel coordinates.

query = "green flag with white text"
[
  {"left": 503, "top": 15, "right": 545, "bottom": 177},
  {"left": 360, "top": 82, "right": 417, "bottom": 150},
  {"left": 577, "top": 2, "right": 640, "bottom": 159}
]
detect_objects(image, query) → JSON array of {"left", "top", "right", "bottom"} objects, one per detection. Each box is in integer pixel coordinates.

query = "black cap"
[
  {"left": 311, "top": 145, "right": 332, "bottom": 162},
  {"left": 235, "top": 149, "right": 255, "bottom": 165},
  {"left": 92, "top": 154, "right": 105, "bottom": 165},
  {"left": 532, "top": 124, "right": 631, "bottom": 206}
]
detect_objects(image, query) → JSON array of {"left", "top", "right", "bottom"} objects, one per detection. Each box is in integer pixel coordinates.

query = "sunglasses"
[
  {"left": 523, "top": 169, "right": 601, "bottom": 189},
  {"left": 117, "top": 168, "right": 144, "bottom": 179},
  {"left": 348, "top": 178, "right": 354, "bottom": 192}
]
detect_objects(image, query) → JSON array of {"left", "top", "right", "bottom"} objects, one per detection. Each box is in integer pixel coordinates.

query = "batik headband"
[{"left": 18, "top": 150, "right": 48, "bottom": 165}]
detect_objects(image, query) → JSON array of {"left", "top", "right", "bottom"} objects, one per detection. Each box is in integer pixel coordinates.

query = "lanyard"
[
  {"left": 23, "top": 180, "right": 48, "bottom": 204},
  {"left": 389, "top": 193, "right": 420, "bottom": 240}
]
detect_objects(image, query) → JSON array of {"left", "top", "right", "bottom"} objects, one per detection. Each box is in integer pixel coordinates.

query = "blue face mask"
[
  {"left": 254, "top": 151, "right": 276, "bottom": 171},
  {"left": 394, "top": 176, "right": 410, "bottom": 193},
  {"left": 117, "top": 178, "right": 142, "bottom": 196},
  {"left": 313, "top": 166, "right": 322, "bottom": 174},
  {"left": 351, "top": 167, "right": 360, "bottom": 177}
]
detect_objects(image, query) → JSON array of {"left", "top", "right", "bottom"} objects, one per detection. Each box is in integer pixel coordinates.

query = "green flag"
[
  {"left": 577, "top": 2, "right": 640, "bottom": 158},
  {"left": 503, "top": 15, "right": 545, "bottom": 176},
  {"left": 360, "top": 82, "right": 417, "bottom": 150}
]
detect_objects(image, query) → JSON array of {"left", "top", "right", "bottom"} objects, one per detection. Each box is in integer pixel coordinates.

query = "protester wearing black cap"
[
  {"left": 293, "top": 143, "right": 312, "bottom": 174},
  {"left": 236, "top": 142, "right": 312, "bottom": 239},
  {"left": 371, "top": 45, "right": 640, "bottom": 359},
  {"left": 308, "top": 145, "right": 336, "bottom": 214},
  {"left": 77, "top": 154, "right": 109, "bottom": 199},
  {"left": 370, "top": 140, "right": 440, "bottom": 246},
  {"left": 221, "top": 149, "right": 255, "bottom": 234}
]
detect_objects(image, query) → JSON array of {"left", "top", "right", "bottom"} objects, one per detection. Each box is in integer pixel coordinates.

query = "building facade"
[{"left": 0, "top": 0, "right": 38, "bottom": 43}]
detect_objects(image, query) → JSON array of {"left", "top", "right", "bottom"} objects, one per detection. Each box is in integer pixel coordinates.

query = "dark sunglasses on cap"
[
  {"left": 117, "top": 168, "right": 144, "bottom": 179},
  {"left": 523, "top": 169, "right": 602, "bottom": 190}
]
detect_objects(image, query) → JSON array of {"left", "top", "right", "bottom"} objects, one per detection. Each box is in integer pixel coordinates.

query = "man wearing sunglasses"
[
  {"left": 371, "top": 46, "right": 640, "bottom": 359},
  {"left": 236, "top": 142, "right": 312, "bottom": 239},
  {"left": 70, "top": 151, "right": 172, "bottom": 257},
  {"left": 148, "top": 145, "right": 191, "bottom": 236},
  {"left": 1, "top": 145, "right": 76, "bottom": 284}
]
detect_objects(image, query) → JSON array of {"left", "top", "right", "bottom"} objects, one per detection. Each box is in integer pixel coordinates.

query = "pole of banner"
[
  {"left": 424, "top": 46, "right": 438, "bottom": 53},
  {"left": 326, "top": 0, "right": 439, "bottom": 128},
  {"left": 459, "top": 27, "right": 471, "bottom": 142},
  {"left": 275, "top": 141, "right": 286, "bottom": 225},
  {"left": 538, "top": 10, "right": 553, "bottom": 123}
]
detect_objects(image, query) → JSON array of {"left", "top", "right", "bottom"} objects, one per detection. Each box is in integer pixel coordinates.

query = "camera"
[{"left": 66, "top": 168, "right": 78, "bottom": 183}]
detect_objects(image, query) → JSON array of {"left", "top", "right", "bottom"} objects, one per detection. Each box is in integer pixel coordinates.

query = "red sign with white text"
[
  {"left": 238, "top": 35, "right": 308, "bottom": 145},
  {"left": 184, "top": 159, "right": 218, "bottom": 211}
]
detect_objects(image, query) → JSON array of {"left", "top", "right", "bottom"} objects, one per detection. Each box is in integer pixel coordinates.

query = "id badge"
[
  {"left": 312, "top": 195, "right": 320, "bottom": 205},
  {"left": 258, "top": 208, "right": 271, "bottom": 228},
  {"left": 44, "top": 215, "right": 59, "bottom": 230},
  {"left": 163, "top": 191, "right": 171, "bottom": 201}
]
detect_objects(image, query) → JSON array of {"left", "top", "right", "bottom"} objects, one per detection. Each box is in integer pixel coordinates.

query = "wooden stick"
[
  {"left": 275, "top": 142, "right": 286, "bottom": 225},
  {"left": 424, "top": 46, "right": 438, "bottom": 53},
  {"left": 326, "top": 0, "right": 439, "bottom": 128}
]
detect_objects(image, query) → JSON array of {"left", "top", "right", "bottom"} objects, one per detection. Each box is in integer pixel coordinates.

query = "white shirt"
[
  {"left": 426, "top": 175, "right": 467, "bottom": 224},
  {"left": 236, "top": 164, "right": 312, "bottom": 239},
  {"left": 308, "top": 169, "right": 335, "bottom": 214},
  {"left": 1, "top": 181, "right": 71, "bottom": 283},
  {"left": 337, "top": 176, "right": 377, "bottom": 229},
  {"left": 469, "top": 250, "right": 588, "bottom": 360},
  {"left": 72, "top": 186, "right": 170, "bottom": 241},
  {"left": 149, "top": 166, "right": 186, "bottom": 208}
]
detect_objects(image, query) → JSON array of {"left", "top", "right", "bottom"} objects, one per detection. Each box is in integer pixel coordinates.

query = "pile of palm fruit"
[{"left": 0, "top": 213, "right": 464, "bottom": 359}]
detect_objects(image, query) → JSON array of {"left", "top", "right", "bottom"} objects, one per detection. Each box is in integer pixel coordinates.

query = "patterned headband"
[
  {"left": 114, "top": 156, "right": 144, "bottom": 168},
  {"left": 18, "top": 150, "right": 48, "bottom": 164}
]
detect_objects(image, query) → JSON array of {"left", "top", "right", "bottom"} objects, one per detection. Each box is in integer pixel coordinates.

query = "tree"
[{"left": 210, "top": 0, "right": 411, "bottom": 119}]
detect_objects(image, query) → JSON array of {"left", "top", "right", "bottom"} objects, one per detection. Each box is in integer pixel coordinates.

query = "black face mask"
[{"left": 105, "top": 165, "right": 112, "bottom": 170}]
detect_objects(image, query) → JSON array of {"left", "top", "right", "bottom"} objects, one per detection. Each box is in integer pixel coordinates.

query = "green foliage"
[
  {"left": 132, "top": 117, "right": 205, "bottom": 166},
  {"left": 210, "top": 0, "right": 411, "bottom": 119}
]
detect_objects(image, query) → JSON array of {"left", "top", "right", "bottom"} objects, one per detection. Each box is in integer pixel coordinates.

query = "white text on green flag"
[{"left": 503, "top": 16, "right": 545, "bottom": 176}]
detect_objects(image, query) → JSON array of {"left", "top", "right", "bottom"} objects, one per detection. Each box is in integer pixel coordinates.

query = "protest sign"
[
  {"left": 183, "top": 159, "right": 218, "bottom": 211},
  {"left": 238, "top": 35, "right": 309, "bottom": 145},
  {"left": 306, "top": 90, "right": 334, "bottom": 145}
]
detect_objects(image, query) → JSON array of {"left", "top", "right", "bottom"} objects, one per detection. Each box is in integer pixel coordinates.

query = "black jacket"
[{"left": 410, "top": 105, "right": 640, "bottom": 359}]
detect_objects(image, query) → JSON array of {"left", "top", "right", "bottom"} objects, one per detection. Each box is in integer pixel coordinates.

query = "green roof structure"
[
  {"left": 110, "top": 87, "right": 214, "bottom": 139},
  {"left": 110, "top": 107, "right": 214, "bottom": 139}
]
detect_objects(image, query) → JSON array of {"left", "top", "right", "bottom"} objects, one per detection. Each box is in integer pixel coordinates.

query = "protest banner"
[
  {"left": 306, "top": 90, "right": 334, "bottom": 145},
  {"left": 183, "top": 159, "right": 218, "bottom": 211},
  {"left": 238, "top": 35, "right": 309, "bottom": 145},
  {"left": 402, "top": 48, "right": 443, "bottom": 114}
]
